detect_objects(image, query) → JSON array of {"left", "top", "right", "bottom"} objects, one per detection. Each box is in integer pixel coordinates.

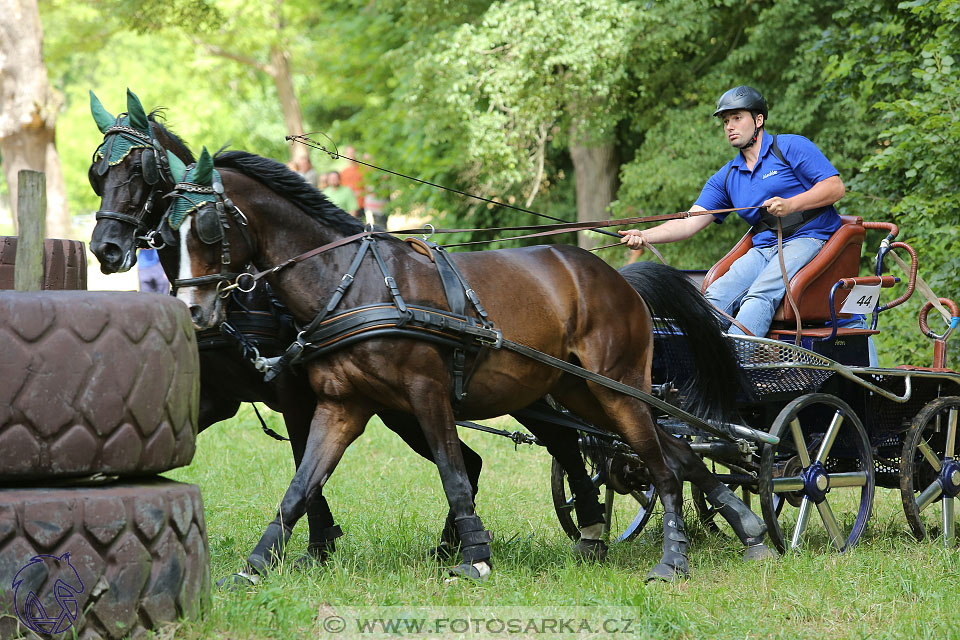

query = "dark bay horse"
[
  {"left": 170, "top": 148, "right": 772, "bottom": 581},
  {"left": 86, "top": 91, "right": 634, "bottom": 573},
  {"left": 86, "top": 91, "right": 486, "bottom": 568}
]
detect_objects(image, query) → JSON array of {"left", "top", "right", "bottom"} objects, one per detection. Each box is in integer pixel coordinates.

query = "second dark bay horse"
[{"left": 169, "top": 148, "right": 773, "bottom": 581}]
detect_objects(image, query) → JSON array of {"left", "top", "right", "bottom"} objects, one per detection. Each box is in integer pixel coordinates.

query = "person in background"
[
  {"left": 323, "top": 170, "right": 359, "bottom": 217},
  {"left": 138, "top": 248, "right": 169, "bottom": 293},
  {"left": 289, "top": 153, "right": 319, "bottom": 189},
  {"left": 339, "top": 146, "right": 368, "bottom": 222}
]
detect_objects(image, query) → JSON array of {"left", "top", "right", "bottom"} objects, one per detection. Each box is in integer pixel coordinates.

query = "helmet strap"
[{"left": 736, "top": 114, "right": 763, "bottom": 150}]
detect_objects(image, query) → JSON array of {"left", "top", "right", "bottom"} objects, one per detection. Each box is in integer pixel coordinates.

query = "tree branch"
[{"left": 190, "top": 37, "right": 273, "bottom": 75}]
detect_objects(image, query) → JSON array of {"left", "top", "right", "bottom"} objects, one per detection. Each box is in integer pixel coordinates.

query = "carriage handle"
[{"left": 919, "top": 298, "right": 959, "bottom": 341}]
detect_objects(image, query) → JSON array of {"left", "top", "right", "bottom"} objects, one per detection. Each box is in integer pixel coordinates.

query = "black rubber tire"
[
  {"left": 899, "top": 396, "right": 960, "bottom": 544},
  {"left": 0, "top": 479, "right": 210, "bottom": 640},
  {"left": 0, "top": 291, "right": 200, "bottom": 481},
  {"left": 0, "top": 237, "right": 87, "bottom": 291}
]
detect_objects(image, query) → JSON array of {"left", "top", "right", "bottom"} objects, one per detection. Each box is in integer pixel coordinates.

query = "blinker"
[
  {"left": 142, "top": 148, "right": 159, "bottom": 185},
  {"left": 195, "top": 204, "right": 224, "bottom": 245},
  {"left": 88, "top": 164, "right": 103, "bottom": 197}
]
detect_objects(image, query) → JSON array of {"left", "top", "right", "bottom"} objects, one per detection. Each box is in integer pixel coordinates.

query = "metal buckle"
[
  {"left": 236, "top": 272, "right": 256, "bottom": 293},
  {"left": 216, "top": 279, "right": 232, "bottom": 299}
]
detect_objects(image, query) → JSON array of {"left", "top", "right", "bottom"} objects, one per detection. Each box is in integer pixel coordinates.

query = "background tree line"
[{"left": 1, "top": 0, "right": 957, "bottom": 365}]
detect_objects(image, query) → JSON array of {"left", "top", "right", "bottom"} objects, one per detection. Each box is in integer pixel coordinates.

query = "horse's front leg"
[
  {"left": 280, "top": 392, "right": 343, "bottom": 566},
  {"left": 376, "top": 409, "right": 484, "bottom": 561},
  {"left": 411, "top": 398, "right": 493, "bottom": 581},
  {"left": 244, "top": 400, "right": 370, "bottom": 577}
]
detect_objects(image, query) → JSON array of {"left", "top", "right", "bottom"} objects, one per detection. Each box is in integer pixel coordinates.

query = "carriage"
[
  {"left": 87, "top": 91, "right": 959, "bottom": 584},
  {"left": 549, "top": 215, "right": 960, "bottom": 553}
]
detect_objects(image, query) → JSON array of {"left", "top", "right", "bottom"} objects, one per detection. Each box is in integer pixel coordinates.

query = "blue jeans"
[{"left": 705, "top": 237, "right": 826, "bottom": 337}]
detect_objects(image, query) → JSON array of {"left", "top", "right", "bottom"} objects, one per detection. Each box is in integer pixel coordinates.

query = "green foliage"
[{"left": 35, "top": 0, "right": 960, "bottom": 364}]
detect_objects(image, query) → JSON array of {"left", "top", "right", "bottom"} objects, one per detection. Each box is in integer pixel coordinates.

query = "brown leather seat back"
[{"left": 701, "top": 215, "right": 865, "bottom": 325}]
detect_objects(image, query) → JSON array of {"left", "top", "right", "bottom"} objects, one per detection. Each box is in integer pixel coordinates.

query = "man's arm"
[
  {"left": 762, "top": 175, "right": 845, "bottom": 217},
  {"left": 618, "top": 206, "right": 716, "bottom": 250}
]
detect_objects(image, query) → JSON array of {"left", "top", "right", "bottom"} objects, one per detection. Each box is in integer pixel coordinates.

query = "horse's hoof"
[
  {"left": 742, "top": 543, "right": 778, "bottom": 562},
  {"left": 644, "top": 562, "right": 688, "bottom": 583},
  {"left": 573, "top": 538, "right": 608, "bottom": 563},
  {"left": 245, "top": 552, "right": 272, "bottom": 576},
  {"left": 291, "top": 552, "right": 326, "bottom": 570},
  {"left": 216, "top": 571, "right": 260, "bottom": 590},
  {"left": 445, "top": 561, "right": 491, "bottom": 583},
  {"left": 430, "top": 541, "right": 459, "bottom": 562}
]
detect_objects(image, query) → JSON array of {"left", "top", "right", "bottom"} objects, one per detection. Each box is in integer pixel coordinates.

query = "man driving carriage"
[{"left": 620, "top": 85, "right": 846, "bottom": 338}]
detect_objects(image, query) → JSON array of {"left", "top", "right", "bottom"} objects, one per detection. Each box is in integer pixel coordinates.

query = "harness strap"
[
  {"left": 498, "top": 337, "right": 778, "bottom": 446},
  {"left": 95, "top": 210, "right": 150, "bottom": 231},
  {"left": 368, "top": 236, "right": 408, "bottom": 313},
  {"left": 250, "top": 403, "right": 290, "bottom": 441}
]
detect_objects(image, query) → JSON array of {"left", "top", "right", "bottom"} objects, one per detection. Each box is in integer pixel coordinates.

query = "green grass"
[{"left": 163, "top": 407, "right": 960, "bottom": 639}]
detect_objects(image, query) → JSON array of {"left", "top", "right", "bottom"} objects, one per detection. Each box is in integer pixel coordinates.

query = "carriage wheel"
[
  {"left": 899, "top": 396, "right": 960, "bottom": 546},
  {"left": 550, "top": 457, "right": 658, "bottom": 543},
  {"left": 759, "top": 393, "right": 875, "bottom": 554}
]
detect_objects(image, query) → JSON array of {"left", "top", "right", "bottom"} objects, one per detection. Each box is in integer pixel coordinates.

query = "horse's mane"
[
  {"left": 213, "top": 150, "right": 364, "bottom": 236},
  {"left": 147, "top": 109, "right": 194, "bottom": 163}
]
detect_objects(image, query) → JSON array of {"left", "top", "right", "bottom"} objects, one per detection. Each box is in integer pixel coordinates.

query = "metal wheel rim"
[
  {"left": 759, "top": 393, "right": 875, "bottom": 554},
  {"left": 550, "top": 457, "right": 658, "bottom": 543},
  {"left": 899, "top": 396, "right": 960, "bottom": 546}
]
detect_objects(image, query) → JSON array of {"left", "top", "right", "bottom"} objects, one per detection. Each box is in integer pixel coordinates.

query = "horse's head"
[
  {"left": 166, "top": 147, "right": 252, "bottom": 330},
  {"left": 88, "top": 89, "right": 187, "bottom": 273}
]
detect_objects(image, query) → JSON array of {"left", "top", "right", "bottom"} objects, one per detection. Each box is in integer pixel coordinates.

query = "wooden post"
[{"left": 15, "top": 170, "right": 46, "bottom": 291}]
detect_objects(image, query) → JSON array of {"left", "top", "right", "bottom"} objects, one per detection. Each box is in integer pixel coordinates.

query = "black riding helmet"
[{"left": 713, "top": 85, "right": 768, "bottom": 120}]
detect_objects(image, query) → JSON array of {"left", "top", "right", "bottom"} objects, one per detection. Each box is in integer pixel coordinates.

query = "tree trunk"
[
  {"left": 0, "top": 0, "right": 71, "bottom": 238},
  {"left": 269, "top": 45, "right": 307, "bottom": 164},
  {"left": 569, "top": 128, "right": 619, "bottom": 251}
]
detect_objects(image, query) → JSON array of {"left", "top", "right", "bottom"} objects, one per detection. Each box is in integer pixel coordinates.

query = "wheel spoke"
[
  {"left": 561, "top": 495, "right": 575, "bottom": 511},
  {"left": 602, "top": 487, "right": 614, "bottom": 538},
  {"left": 590, "top": 472, "right": 603, "bottom": 489},
  {"left": 790, "top": 419, "right": 812, "bottom": 467},
  {"left": 815, "top": 498, "right": 846, "bottom": 550},
  {"left": 815, "top": 409, "right": 845, "bottom": 463},
  {"left": 944, "top": 497, "right": 955, "bottom": 547},
  {"left": 945, "top": 407, "right": 958, "bottom": 459},
  {"left": 916, "top": 438, "right": 943, "bottom": 473},
  {"left": 790, "top": 498, "right": 813, "bottom": 550},
  {"left": 629, "top": 490, "right": 652, "bottom": 509},
  {"left": 916, "top": 479, "right": 944, "bottom": 513},
  {"left": 826, "top": 471, "right": 869, "bottom": 488}
]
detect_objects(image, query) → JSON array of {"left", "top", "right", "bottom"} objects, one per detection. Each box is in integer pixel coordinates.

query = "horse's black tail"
[{"left": 618, "top": 262, "right": 750, "bottom": 424}]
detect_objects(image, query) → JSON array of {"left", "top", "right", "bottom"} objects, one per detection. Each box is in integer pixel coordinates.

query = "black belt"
[{"left": 752, "top": 207, "right": 826, "bottom": 236}]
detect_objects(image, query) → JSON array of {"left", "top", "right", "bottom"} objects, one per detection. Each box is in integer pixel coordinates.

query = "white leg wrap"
[{"left": 580, "top": 523, "right": 603, "bottom": 540}]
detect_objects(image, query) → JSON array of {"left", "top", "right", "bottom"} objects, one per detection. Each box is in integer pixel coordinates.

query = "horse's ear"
[
  {"left": 90, "top": 91, "right": 115, "bottom": 133},
  {"left": 193, "top": 146, "right": 214, "bottom": 185},
  {"left": 167, "top": 150, "right": 187, "bottom": 183},
  {"left": 126, "top": 88, "right": 150, "bottom": 133}
]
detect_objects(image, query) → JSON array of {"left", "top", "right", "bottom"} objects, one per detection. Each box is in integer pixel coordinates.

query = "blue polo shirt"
[{"left": 694, "top": 132, "right": 842, "bottom": 248}]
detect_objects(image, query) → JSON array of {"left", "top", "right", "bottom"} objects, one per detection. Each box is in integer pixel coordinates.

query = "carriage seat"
[{"left": 700, "top": 215, "right": 867, "bottom": 332}]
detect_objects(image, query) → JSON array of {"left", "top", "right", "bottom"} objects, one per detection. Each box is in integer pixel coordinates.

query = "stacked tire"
[{"left": 0, "top": 269, "right": 208, "bottom": 640}]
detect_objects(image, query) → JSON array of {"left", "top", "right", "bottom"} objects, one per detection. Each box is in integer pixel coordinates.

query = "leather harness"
[{"left": 169, "top": 183, "right": 778, "bottom": 447}]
